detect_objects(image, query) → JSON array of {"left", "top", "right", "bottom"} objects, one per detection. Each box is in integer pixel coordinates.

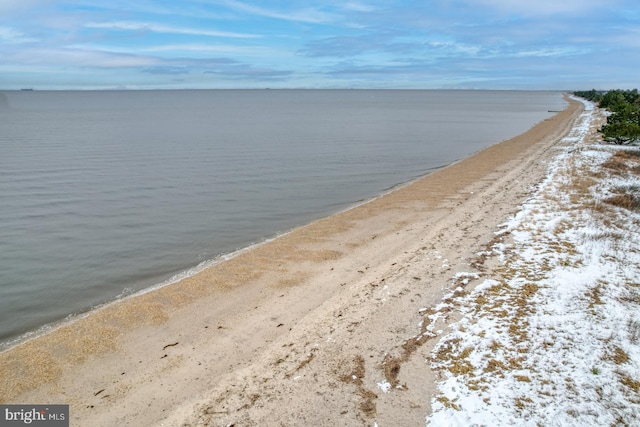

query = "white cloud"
[
  {"left": 469, "top": 0, "right": 613, "bottom": 16},
  {"left": 143, "top": 43, "right": 290, "bottom": 58},
  {"left": 609, "top": 27, "right": 640, "bottom": 48},
  {"left": 512, "top": 47, "right": 589, "bottom": 57},
  {"left": 427, "top": 40, "right": 482, "bottom": 56},
  {"left": 0, "top": 0, "right": 45, "bottom": 14},
  {"left": 341, "top": 2, "right": 378, "bottom": 13},
  {"left": 0, "top": 26, "right": 35, "bottom": 43},
  {"left": 75, "top": 0, "right": 236, "bottom": 21},
  {"left": 85, "top": 21, "right": 261, "bottom": 39},
  {"left": 6, "top": 47, "right": 157, "bottom": 68},
  {"left": 220, "top": 0, "right": 337, "bottom": 24}
]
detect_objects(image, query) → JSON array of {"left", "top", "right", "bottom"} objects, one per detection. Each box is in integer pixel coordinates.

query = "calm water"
[{"left": 0, "top": 90, "right": 565, "bottom": 346}]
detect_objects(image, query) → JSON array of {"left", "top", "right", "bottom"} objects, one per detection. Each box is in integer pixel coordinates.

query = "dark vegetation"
[{"left": 574, "top": 89, "right": 640, "bottom": 145}]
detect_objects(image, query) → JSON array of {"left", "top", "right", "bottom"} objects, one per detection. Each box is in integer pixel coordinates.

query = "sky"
[{"left": 1, "top": 0, "right": 638, "bottom": 90}]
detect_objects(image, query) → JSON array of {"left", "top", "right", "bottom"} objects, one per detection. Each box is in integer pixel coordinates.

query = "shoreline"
[
  {"left": 0, "top": 153, "right": 459, "bottom": 354},
  {"left": 0, "top": 97, "right": 583, "bottom": 425},
  {"left": 0, "top": 89, "right": 563, "bottom": 349},
  {"left": 0, "top": 117, "right": 530, "bottom": 354}
]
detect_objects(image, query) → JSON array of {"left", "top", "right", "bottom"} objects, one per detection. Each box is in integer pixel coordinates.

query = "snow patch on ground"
[{"left": 426, "top": 98, "right": 640, "bottom": 426}]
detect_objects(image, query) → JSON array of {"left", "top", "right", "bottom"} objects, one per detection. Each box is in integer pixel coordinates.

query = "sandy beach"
[{"left": 0, "top": 97, "right": 583, "bottom": 426}]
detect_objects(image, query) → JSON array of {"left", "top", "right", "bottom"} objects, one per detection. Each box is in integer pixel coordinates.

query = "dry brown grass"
[
  {"left": 514, "top": 396, "right": 533, "bottom": 411},
  {"left": 436, "top": 396, "right": 460, "bottom": 410},
  {"left": 590, "top": 150, "right": 640, "bottom": 214},
  {"left": 618, "top": 372, "right": 640, "bottom": 393},
  {"left": 605, "top": 192, "right": 640, "bottom": 211},
  {"left": 430, "top": 138, "right": 640, "bottom": 420},
  {"left": 610, "top": 347, "right": 630, "bottom": 365},
  {"left": 485, "top": 359, "right": 507, "bottom": 373},
  {"left": 431, "top": 339, "right": 476, "bottom": 377},
  {"left": 628, "top": 319, "right": 640, "bottom": 344},
  {"left": 615, "top": 149, "right": 640, "bottom": 161},
  {"left": 602, "top": 149, "right": 640, "bottom": 176},
  {"left": 602, "top": 158, "right": 630, "bottom": 174},
  {"left": 586, "top": 285, "right": 605, "bottom": 309}
]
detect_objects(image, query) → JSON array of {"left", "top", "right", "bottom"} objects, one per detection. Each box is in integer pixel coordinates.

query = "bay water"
[{"left": 0, "top": 89, "right": 565, "bottom": 347}]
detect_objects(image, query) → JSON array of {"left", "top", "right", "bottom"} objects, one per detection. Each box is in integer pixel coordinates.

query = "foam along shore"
[{"left": 1, "top": 97, "right": 583, "bottom": 426}]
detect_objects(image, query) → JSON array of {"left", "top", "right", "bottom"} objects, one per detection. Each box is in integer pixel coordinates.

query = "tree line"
[{"left": 574, "top": 89, "right": 640, "bottom": 145}]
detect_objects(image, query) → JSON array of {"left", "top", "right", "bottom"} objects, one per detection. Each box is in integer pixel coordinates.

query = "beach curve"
[{"left": 0, "top": 96, "right": 583, "bottom": 426}]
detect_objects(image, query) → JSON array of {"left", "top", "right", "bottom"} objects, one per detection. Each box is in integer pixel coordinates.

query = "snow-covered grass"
[{"left": 426, "top": 99, "right": 640, "bottom": 426}]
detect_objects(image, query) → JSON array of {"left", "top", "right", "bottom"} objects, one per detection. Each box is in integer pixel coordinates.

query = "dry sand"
[{"left": 0, "top": 97, "right": 583, "bottom": 426}]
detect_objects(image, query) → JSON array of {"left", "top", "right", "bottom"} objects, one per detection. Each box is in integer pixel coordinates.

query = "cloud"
[
  {"left": 77, "top": 0, "right": 233, "bottom": 20},
  {"left": 300, "top": 31, "right": 423, "bottom": 58},
  {"left": 143, "top": 43, "right": 288, "bottom": 58},
  {"left": 301, "top": 35, "right": 384, "bottom": 57},
  {"left": 426, "top": 41, "right": 482, "bottom": 57},
  {"left": 1, "top": 0, "right": 637, "bottom": 89},
  {"left": 512, "top": 47, "right": 590, "bottom": 57},
  {"left": 204, "top": 65, "right": 292, "bottom": 80},
  {"left": 0, "top": 26, "right": 35, "bottom": 43},
  {"left": 0, "top": 0, "right": 45, "bottom": 14},
  {"left": 340, "top": 2, "right": 379, "bottom": 13},
  {"left": 607, "top": 27, "right": 640, "bottom": 49},
  {"left": 142, "top": 66, "right": 191, "bottom": 75},
  {"left": 2, "top": 46, "right": 156, "bottom": 68},
  {"left": 219, "top": 0, "right": 337, "bottom": 24},
  {"left": 463, "top": 0, "right": 614, "bottom": 16},
  {"left": 86, "top": 21, "right": 261, "bottom": 39},
  {"left": 140, "top": 56, "right": 237, "bottom": 72},
  {"left": 139, "top": 56, "right": 291, "bottom": 81},
  {"left": 314, "top": 58, "right": 481, "bottom": 89}
]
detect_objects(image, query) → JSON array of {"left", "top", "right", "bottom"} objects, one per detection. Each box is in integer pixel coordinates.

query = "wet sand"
[{"left": 0, "top": 97, "right": 583, "bottom": 426}]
